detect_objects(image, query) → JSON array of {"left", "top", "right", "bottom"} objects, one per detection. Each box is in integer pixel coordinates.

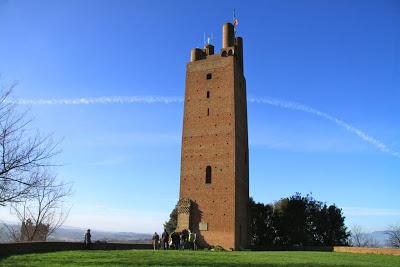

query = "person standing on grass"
[
  {"left": 171, "top": 231, "right": 180, "bottom": 250},
  {"left": 181, "top": 229, "right": 189, "bottom": 250},
  {"left": 193, "top": 232, "right": 197, "bottom": 250},
  {"left": 188, "top": 230, "right": 197, "bottom": 250},
  {"left": 168, "top": 232, "right": 173, "bottom": 248},
  {"left": 179, "top": 231, "right": 184, "bottom": 250},
  {"left": 84, "top": 229, "right": 92, "bottom": 249},
  {"left": 152, "top": 232, "right": 160, "bottom": 250},
  {"left": 161, "top": 229, "right": 169, "bottom": 250}
]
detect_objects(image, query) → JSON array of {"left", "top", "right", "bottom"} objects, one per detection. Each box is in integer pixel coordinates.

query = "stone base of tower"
[
  {"left": 176, "top": 197, "right": 246, "bottom": 250},
  {"left": 176, "top": 198, "right": 191, "bottom": 232}
]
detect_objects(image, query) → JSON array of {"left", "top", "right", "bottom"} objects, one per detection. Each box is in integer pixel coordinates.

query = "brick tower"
[{"left": 177, "top": 22, "right": 249, "bottom": 250}]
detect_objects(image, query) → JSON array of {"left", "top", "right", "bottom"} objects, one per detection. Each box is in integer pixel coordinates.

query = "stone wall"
[
  {"left": 0, "top": 241, "right": 152, "bottom": 257},
  {"left": 334, "top": 246, "right": 400, "bottom": 256},
  {"left": 250, "top": 245, "right": 399, "bottom": 256},
  {"left": 250, "top": 245, "right": 334, "bottom": 252}
]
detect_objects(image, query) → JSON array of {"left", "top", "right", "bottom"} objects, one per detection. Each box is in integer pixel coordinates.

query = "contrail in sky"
[
  {"left": 11, "top": 95, "right": 399, "bottom": 158},
  {"left": 12, "top": 96, "right": 183, "bottom": 105},
  {"left": 248, "top": 97, "right": 400, "bottom": 158}
]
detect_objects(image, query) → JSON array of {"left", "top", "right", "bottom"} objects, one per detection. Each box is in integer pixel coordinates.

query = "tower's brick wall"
[{"left": 178, "top": 23, "right": 249, "bottom": 250}]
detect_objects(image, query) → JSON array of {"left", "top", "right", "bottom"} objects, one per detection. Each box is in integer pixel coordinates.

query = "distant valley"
[{"left": 0, "top": 224, "right": 152, "bottom": 243}]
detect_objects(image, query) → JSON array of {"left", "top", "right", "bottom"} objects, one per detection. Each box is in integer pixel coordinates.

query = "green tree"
[
  {"left": 249, "top": 197, "right": 275, "bottom": 246},
  {"left": 323, "top": 204, "right": 350, "bottom": 245},
  {"left": 163, "top": 203, "right": 178, "bottom": 234},
  {"left": 249, "top": 193, "right": 350, "bottom": 247},
  {"left": 273, "top": 193, "right": 309, "bottom": 246}
]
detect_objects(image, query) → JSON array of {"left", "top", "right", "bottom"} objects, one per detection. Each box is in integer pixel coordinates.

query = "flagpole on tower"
[{"left": 233, "top": 9, "right": 238, "bottom": 33}]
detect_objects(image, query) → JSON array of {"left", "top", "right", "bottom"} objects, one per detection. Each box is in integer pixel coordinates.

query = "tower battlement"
[{"left": 190, "top": 23, "right": 244, "bottom": 72}]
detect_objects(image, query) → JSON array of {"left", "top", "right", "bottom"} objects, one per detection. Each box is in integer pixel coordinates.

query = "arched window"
[
  {"left": 221, "top": 51, "right": 227, "bottom": 57},
  {"left": 207, "top": 91, "right": 210, "bottom": 98},
  {"left": 228, "top": 49, "right": 233, "bottom": 56},
  {"left": 205, "top": 166, "right": 212, "bottom": 184}
]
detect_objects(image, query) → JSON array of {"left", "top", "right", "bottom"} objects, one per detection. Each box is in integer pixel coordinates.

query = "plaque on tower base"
[{"left": 199, "top": 222, "right": 208, "bottom": 231}]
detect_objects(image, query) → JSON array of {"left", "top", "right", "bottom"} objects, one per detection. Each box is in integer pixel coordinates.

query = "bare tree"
[
  {"left": 7, "top": 170, "right": 72, "bottom": 241},
  {"left": 350, "top": 225, "right": 365, "bottom": 247},
  {"left": 2, "top": 222, "right": 19, "bottom": 242},
  {"left": 0, "top": 87, "right": 59, "bottom": 205},
  {"left": 0, "top": 223, "right": 7, "bottom": 241},
  {"left": 349, "top": 224, "right": 380, "bottom": 247},
  {"left": 385, "top": 225, "right": 400, "bottom": 248}
]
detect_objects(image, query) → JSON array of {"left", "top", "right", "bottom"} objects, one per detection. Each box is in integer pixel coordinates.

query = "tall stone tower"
[{"left": 177, "top": 22, "right": 249, "bottom": 250}]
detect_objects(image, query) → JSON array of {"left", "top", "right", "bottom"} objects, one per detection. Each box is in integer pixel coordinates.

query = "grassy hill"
[{"left": 1, "top": 250, "right": 399, "bottom": 267}]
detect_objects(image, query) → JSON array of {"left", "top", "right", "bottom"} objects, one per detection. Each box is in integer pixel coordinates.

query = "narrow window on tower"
[
  {"left": 207, "top": 91, "right": 210, "bottom": 98},
  {"left": 205, "top": 165, "right": 212, "bottom": 184},
  {"left": 207, "top": 108, "right": 209, "bottom": 116},
  {"left": 206, "top": 73, "right": 212, "bottom": 80}
]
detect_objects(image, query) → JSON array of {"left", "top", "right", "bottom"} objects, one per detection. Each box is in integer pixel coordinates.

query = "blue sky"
[{"left": 0, "top": 0, "right": 399, "bottom": 233}]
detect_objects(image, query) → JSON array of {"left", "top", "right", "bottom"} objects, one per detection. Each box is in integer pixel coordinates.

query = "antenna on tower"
[{"left": 204, "top": 33, "right": 213, "bottom": 46}]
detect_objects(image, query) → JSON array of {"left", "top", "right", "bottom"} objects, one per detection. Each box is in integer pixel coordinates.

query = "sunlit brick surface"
[{"left": 178, "top": 25, "right": 249, "bottom": 250}]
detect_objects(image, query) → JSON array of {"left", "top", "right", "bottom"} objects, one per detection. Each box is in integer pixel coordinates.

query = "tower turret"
[{"left": 222, "top": 23, "right": 235, "bottom": 48}]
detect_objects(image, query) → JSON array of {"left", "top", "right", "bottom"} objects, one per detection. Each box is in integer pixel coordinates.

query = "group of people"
[
  {"left": 84, "top": 228, "right": 198, "bottom": 251},
  {"left": 152, "top": 229, "right": 197, "bottom": 250}
]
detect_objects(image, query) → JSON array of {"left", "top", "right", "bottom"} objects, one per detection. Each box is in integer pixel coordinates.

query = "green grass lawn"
[{"left": 1, "top": 250, "right": 399, "bottom": 267}]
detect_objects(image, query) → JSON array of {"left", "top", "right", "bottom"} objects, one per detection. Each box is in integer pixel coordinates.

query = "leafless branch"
[
  {"left": 0, "top": 87, "right": 61, "bottom": 205},
  {"left": 349, "top": 224, "right": 379, "bottom": 247},
  {"left": 385, "top": 225, "right": 400, "bottom": 248},
  {"left": 9, "top": 170, "right": 72, "bottom": 241}
]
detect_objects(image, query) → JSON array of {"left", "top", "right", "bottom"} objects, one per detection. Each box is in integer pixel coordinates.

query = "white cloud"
[
  {"left": 86, "top": 132, "right": 181, "bottom": 147},
  {"left": 88, "top": 157, "right": 128, "bottom": 166},
  {"left": 9, "top": 96, "right": 183, "bottom": 105},
  {"left": 249, "top": 131, "right": 363, "bottom": 153},
  {"left": 64, "top": 206, "right": 167, "bottom": 233},
  {"left": 0, "top": 204, "right": 168, "bottom": 233},
  {"left": 11, "top": 95, "right": 399, "bottom": 158},
  {"left": 343, "top": 207, "right": 400, "bottom": 216}
]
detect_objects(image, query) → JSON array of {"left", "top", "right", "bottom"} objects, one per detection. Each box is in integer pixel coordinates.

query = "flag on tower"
[{"left": 233, "top": 9, "right": 238, "bottom": 26}]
